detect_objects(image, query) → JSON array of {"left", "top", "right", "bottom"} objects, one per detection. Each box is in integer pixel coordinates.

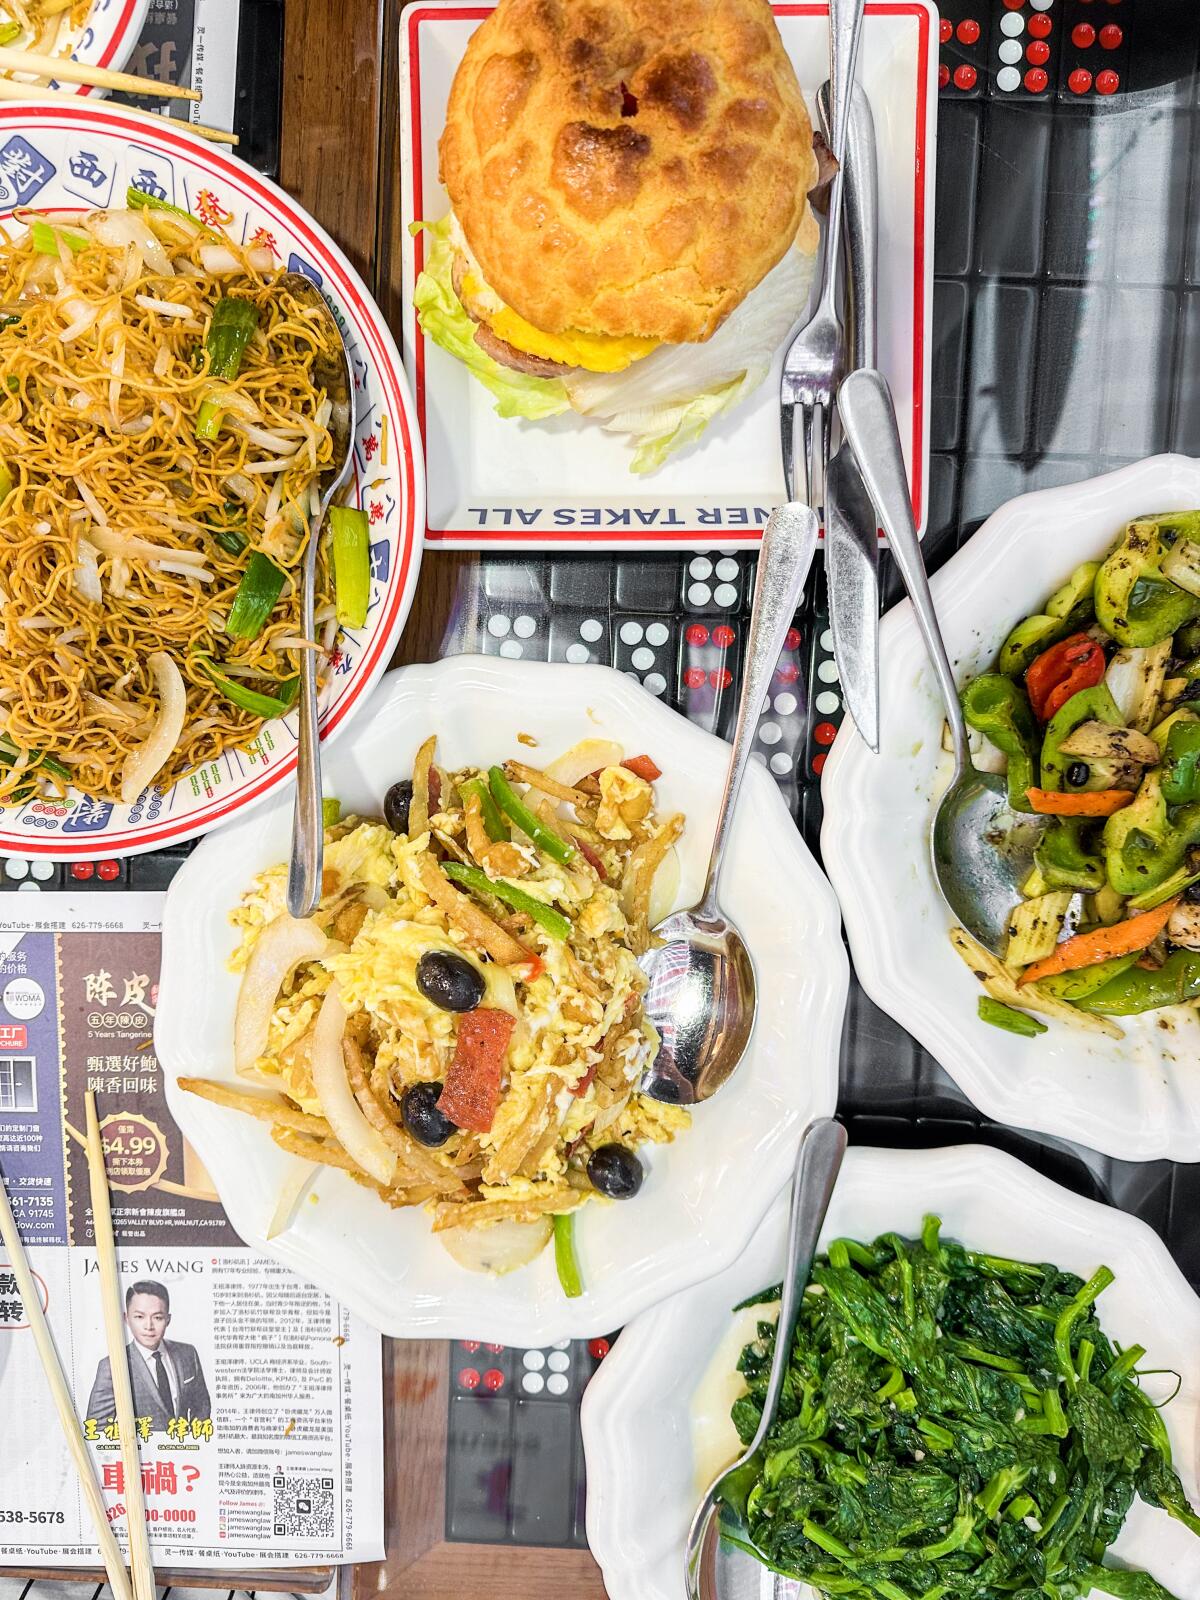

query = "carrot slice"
[
  {"left": 1017, "top": 897, "right": 1181, "bottom": 986},
  {"left": 1026, "top": 788, "right": 1135, "bottom": 817},
  {"left": 437, "top": 1009, "right": 516, "bottom": 1133},
  {"left": 622, "top": 754, "right": 662, "bottom": 782}
]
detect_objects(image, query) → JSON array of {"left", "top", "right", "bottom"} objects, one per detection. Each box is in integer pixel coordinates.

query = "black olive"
[
  {"left": 1185, "top": 881, "right": 1200, "bottom": 905},
  {"left": 401, "top": 1082, "right": 457, "bottom": 1146},
  {"left": 417, "top": 949, "right": 486, "bottom": 1012},
  {"left": 384, "top": 779, "right": 414, "bottom": 834},
  {"left": 586, "top": 1144, "right": 644, "bottom": 1199},
  {"left": 1066, "top": 762, "right": 1090, "bottom": 788}
]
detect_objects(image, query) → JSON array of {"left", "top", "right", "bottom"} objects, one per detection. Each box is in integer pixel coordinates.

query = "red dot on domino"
[
  {"left": 685, "top": 622, "right": 708, "bottom": 646},
  {"left": 588, "top": 1338, "right": 610, "bottom": 1359},
  {"left": 98, "top": 859, "right": 121, "bottom": 881},
  {"left": 938, "top": 63, "right": 950, "bottom": 88},
  {"left": 483, "top": 1369, "right": 505, "bottom": 1391},
  {"left": 784, "top": 628, "right": 801, "bottom": 651},
  {"left": 939, "top": 17, "right": 952, "bottom": 42},
  {"left": 1096, "top": 68, "right": 1119, "bottom": 93},
  {"left": 684, "top": 666, "right": 706, "bottom": 689},
  {"left": 712, "top": 624, "right": 735, "bottom": 648},
  {"left": 459, "top": 1368, "right": 480, "bottom": 1390},
  {"left": 814, "top": 722, "right": 838, "bottom": 747},
  {"left": 1068, "top": 68, "right": 1093, "bottom": 93},
  {"left": 1027, "top": 39, "right": 1050, "bottom": 63},
  {"left": 1028, "top": 14, "right": 1052, "bottom": 37},
  {"left": 709, "top": 668, "right": 732, "bottom": 691},
  {"left": 1072, "top": 21, "right": 1096, "bottom": 45},
  {"left": 813, "top": 753, "right": 829, "bottom": 776},
  {"left": 956, "top": 18, "right": 980, "bottom": 43},
  {"left": 71, "top": 861, "right": 94, "bottom": 880},
  {"left": 1024, "top": 67, "right": 1048, "bottom": 90},
  {"left": 1099, "top": 23, "right": 1122, "bottom": 47},
  {"left": 953, "top": 64, "right": 977, "bottom": 89}
]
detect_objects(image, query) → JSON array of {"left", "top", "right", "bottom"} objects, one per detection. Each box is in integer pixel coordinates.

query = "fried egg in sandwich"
[{"left": 414, "top": 0, "right": 820, "bottom": 472}]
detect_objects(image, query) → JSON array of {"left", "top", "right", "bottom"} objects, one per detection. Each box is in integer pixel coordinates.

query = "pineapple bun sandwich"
[{"left": 414, "top": 0, "right": 820, "bottom": 472}]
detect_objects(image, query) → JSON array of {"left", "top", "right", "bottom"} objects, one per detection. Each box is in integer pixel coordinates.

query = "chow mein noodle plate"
[
  {"left": 0, "top": 0, "right": 147, "bottom": 83},
  {"left": 0, "top": 105, "right": 420, "bottom": 858}
]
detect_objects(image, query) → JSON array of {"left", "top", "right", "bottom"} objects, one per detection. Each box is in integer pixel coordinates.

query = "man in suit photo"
[{"left": 86, "top": 1279, "right": 212, "bottom": 1434}]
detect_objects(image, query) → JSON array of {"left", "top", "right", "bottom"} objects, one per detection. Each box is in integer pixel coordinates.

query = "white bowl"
[
  {"left": 156, "top": 657, "right": 848, "bottom": 1342},
  {"left": 582, "top": 1143, "right": 1200, "bottom": 1600},
  {"left": 822, "top": 454, "right": 1200, "bottom": 1163},
  {"left": 0, "top": 101, "right": 423, "bottom": 860}
]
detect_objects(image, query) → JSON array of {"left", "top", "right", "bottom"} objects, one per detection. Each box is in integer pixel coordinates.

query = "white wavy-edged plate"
[
  {"left": 822, "top": 454, "right": 1200, "bottom": 1163},
  {"left": 156, "top": 657, "right": 847, "bottom": 1341},
  {"left": 583, "top": 1143, "right": 1200, "bottom": 1600},
  {"left": 0, "top": 101, "right": 423, "bottom": 860}
]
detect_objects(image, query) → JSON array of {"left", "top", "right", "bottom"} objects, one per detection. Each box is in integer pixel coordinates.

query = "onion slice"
[
  {"left": 265, "top": 1159, "right": 319, "bottom": 1240},
  {"left": 311, "top": 984, "right": 396, "bottom": 1188},
  {"left": 544, "top": 739, "right": 625, "bottom": 788},
  {"left": 73, "top": 537, "right": 102, "bottom": 604},
  {"left": 120, "top": 650, "right": 185, "bottom": 802},
  {"left": 233, "top": 912, "right": 328, "bottom": 1071},
  {"left": 438, "top": 1216, "right": 554, "bottom": 1275}
]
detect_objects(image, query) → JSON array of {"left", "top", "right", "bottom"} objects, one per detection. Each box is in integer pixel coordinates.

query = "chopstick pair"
[
  {"left": 0, "top": 74, "right": 237, "bottom": 145},
  {"left": 0, "top": 1095, "right": 155, "bottom": 1600},
  {"left": 0, "top": 43, "right": 199, "bottom": 101}
]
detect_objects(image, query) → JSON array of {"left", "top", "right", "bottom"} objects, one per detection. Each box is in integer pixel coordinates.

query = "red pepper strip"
[
  {"left": 574, "top": 836, "right": 608, "bottom": 880},
  {"left": 572, "top": 1061, "right": 598, "bottom": 1098},
  {"left": 1024, "top": 633, "right": 1106, "bottom": 721},
  {"left": 623, "top": 754, "right": 662, "bottom": 782},
  {"left": 437, "top": 1009, "right": 516, "bottom": 1133}
]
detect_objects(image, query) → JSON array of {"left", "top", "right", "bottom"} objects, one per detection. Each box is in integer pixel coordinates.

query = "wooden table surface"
[{"left": 278, "top": 3, "right": 609, "bottom": 1593}]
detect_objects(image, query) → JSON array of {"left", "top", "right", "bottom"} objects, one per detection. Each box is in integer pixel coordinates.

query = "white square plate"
[{"left": 398, "top": 1, "right": 937, "bottom": 550}]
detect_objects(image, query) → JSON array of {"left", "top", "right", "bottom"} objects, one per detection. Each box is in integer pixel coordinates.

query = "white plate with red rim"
[
  {"left": 0, "top": 101, "right": 424, "bottom": 861},
  {"left": 398, "top": 0, "right": 936, "bottom": 551},
  {"left": 156, "top": 655, "right": 848, "bottom": 1341},
  {"left": 6, "top": 0, "right": 150, "bottom": 92},
  {"left": 581, "top": 1143, "right": 1200, "bottom": 1600},
  {"left": 821, "top": 454, "right": 1200, "bottom": 1164}
]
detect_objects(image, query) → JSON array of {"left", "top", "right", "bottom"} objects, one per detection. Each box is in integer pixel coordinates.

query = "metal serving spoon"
[
  {"left": 838, "top": 369, "right": 1048, "bottom": 955},
  {"left": 280, "top": 273, "right": 358, "bottom": 920},
  {"left": 684, "top": 1117, "right": 847, "bottom": 1600},
  {"left": 639, "top": 502, "right": 820, "bottom": 1105}
]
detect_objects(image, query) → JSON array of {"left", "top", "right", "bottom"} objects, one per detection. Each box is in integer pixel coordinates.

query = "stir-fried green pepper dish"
[
  {"left": 727, "top": 1218, "right": 1200, "bottom": 1600},
  {"left": 952, "top": 511, "right": 1200, "bottom": 1037}
]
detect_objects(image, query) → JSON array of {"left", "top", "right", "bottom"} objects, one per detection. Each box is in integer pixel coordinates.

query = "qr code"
[{"left": 272, "top": 1473, "right": 335, "bottom": 1539}]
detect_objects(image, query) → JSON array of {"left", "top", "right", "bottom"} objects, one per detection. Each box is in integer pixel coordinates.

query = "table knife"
[{"left": 820, "top": 80, "right": 881, "bottom": 753}]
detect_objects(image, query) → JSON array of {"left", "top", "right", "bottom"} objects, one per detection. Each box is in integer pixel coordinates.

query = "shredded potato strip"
[
  {"left": 417, "top": 854, "right": 531, "bottom": 966},
  {"left": 270, "top": 1125, "right": 436, "bottom": 1209},
  {"left": 342, "top": 1035, "right": 464, "bottom": 1194},
  {"left": 177, "top": 1075, "right": 331, "bottom": 1137}
]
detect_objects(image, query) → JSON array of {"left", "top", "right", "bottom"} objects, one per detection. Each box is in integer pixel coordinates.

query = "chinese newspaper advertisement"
[{"left": 0, "top": 895, "right": 384, "bottom": 1569}]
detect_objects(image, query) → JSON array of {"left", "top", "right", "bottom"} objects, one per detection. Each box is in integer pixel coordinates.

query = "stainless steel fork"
[{"left": 780, "top": 0, "right": 866, "bottom": 510}]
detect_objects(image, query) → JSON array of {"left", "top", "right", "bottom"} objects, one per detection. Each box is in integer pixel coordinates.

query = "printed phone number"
[{"left": 0, "top": 1510, "right": 66, "bottom": 1524}]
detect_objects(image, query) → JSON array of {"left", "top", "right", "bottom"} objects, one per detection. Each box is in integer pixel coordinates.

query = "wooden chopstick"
[
  {"left": 85, "top": 1093, "right": 156, "bottom": 1600},
  {"left": 0, "top": 45, "right": 200, "bottom": 100},
  {"left": 0, "top": 77, "right": 237, "bottom": 144},
  {"left": 0, "top": 1162, "right": 135, "bottom": 1600}
]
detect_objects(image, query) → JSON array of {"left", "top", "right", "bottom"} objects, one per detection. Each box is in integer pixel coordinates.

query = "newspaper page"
[
  {"left": 0, "top": 894, "right": 384, "bottom": 1568},
  {"left": 117, "top": 0, "right": 240, "bottom": 136}
]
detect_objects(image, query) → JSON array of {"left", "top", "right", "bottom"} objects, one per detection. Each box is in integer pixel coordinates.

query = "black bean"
[{"left": 417, "top": 949, "right": 486, "bottom": 1012}]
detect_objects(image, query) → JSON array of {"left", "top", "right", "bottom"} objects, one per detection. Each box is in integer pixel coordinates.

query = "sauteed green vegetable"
[{"left": 726, "top": 1217, "right": 1200, "bottom": 1600}]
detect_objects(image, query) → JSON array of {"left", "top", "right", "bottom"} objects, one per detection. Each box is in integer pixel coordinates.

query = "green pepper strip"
[
  {"left": 1076, "top": 950, "right": 1200, "bottom": 1015},
  {"left": 1037, "top": 954, "right": 1139, "bottom": 1000},
  {"left": 488, "top": 766, "right": 575, "bottom": 862},
  {"left": 553, "top": 1213, "right": 583, "bottom": 1299},
  {"left": 225, "top": 550, "right": 286, "bottom": 640},
  {"left": 1163, "top": 720, "right": 1200, "bottom": 805},
  {"left": 443, "top": 861, "right": 571, "bottom": 940},
  {"left": 960, "top": 674, "right": 1039, "bottom": 812},
  {"left": 125, "top": 186, "right": 203, "bottom": 226},
  {"left": 1103, "top": 774, "right": 1200, "bottom": 898},
  {"left": 0, "top": 735, "right": 71, "bottom": 782},
  {"left": 195, "top": 656, "right": 299, "bottom": 718},
  {"left": 460, "top": 777, "right": 509, "bottom": 842},
  {"left": 329, "top": 506, "right": 371, "bottom": 629},
  {"left": 977, "top": 997, "right": 1046, "bottom": 1038},
  {"left": 1094, "top": 515, "right": 1200, "bottom": 647},
  {"left": 1038, "top": 684, "right": 1123, "bottom": 793},
  {"left": 322, "top": 798, "right": 341, "bottom": 829},
  {"left": 0, "top": 21, "right": 21, "bottom": 43},
  {"left": 29, "top": 219, "right": 87, "bottom": 256},
  {"left": 1035, "top": 819, "right": 1106, "bottom": 894}
]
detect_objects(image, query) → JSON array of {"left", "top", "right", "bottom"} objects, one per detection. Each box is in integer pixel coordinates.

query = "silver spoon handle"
[
  {"left": 697, "top": 504, "right": 819, "bottom": 917},
  {"left": 746, "top": 1117, "right": 847, "bottom": 1459},
  {"left": 287, "top": 523, "right": 324, "bottom": 919},
  {"left": 838, "top": 369, "right": 968, "bottom": 773}
]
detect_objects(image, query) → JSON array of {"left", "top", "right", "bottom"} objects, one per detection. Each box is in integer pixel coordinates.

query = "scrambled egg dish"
[{"left": 184, "top": 738, "right": 688, "bottom": 1283}]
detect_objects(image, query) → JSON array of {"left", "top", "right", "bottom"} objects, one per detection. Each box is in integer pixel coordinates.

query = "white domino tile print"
[{"left": 521, "top": 1339, "right": 572, "bottom": 1396}]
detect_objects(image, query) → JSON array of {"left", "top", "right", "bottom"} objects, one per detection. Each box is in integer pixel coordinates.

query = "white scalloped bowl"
[
  {"left": 156, "top": 657, "right": 847, "bottom": 1341},
  {"left": 821, "top": 454, "right": 1200, "bottom": 1163},
  {"left": 582, "top": 1144, "right": 1200, "bottom": 1600}
]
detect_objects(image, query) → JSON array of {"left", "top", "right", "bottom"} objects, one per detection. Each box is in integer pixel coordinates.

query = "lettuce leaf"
[
  {"left": 565, "top": 241, "right": 817, "bottom": 474},
  {"left": 411, "top": 217, "right": 570, "bottom": 422}
]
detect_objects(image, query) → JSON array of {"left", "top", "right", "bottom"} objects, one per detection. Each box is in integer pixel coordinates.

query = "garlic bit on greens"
[
  {"left": 726, "top": 1216, "right": 1200, "bottom": 1600},
  {"left": 952, "top": 511, "right": 1200, "bottom": 1038}
]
